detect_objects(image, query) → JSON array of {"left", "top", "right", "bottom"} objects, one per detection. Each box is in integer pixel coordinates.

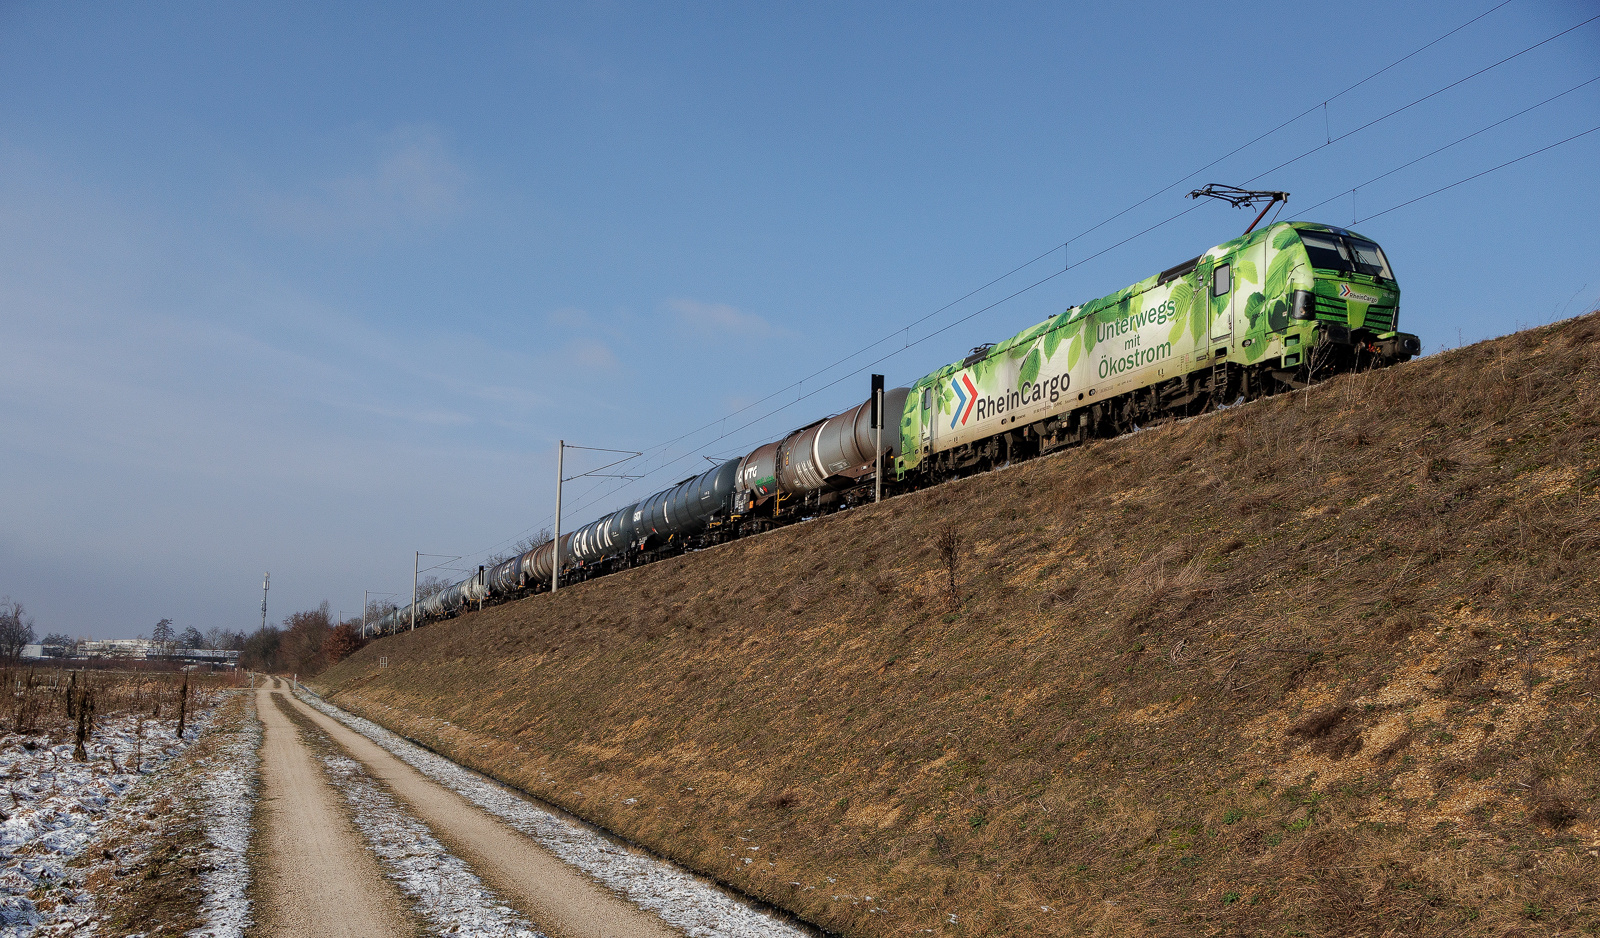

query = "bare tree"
[
  {"left": 364, "top": 598, "right": 398, "bottom": 628},
  {"left": 41, "top": 632, "right": 75, "bottom": 656},
  {"left": 485, "top": 531, "right": 549, "bottom": 566},
  {"left": 414, "top": 574, "right": 451, "bottom": 600},
  {"left": 323, "top": 621, "right": 367, "bottom": 664},
  {"left": 203, "top": 626, "right": 232, "bottom": 650},
  {"left": 0, "top": 598, "right": 36, "bottom": 662}
]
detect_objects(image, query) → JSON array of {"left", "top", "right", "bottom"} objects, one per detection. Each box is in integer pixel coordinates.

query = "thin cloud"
[
  {"left": 545, "top": 306, "right": 593, "bottom": 329},
  {"left": 259, "top": 125, "right": 466, "bottom": 236},
  {"left": 565, "top": 338, "right": 620, "bottom": 369},
  {"left": 669, "top": 298, "right": 787, "bottom": 338}
]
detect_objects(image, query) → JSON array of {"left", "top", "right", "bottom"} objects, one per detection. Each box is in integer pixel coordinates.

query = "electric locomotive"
[{"left": 373, "top": 221, "right": 1418, "bottom": 634}]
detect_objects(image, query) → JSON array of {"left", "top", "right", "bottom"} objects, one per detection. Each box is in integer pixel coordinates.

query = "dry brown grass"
[
  {"left": 0, "top": 666, "right": 238, "bottom": 742},
  {"left": 319, "top": 311, "right": 1600, "bottom": 937},
  {"left": 66, "top": 691, "right": 252, "bottom": 936}
]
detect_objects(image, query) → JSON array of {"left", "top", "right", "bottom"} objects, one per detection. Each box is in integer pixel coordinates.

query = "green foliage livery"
[
  {"left": 1264, "top": 248, "right": 1298, "bottom": 300},
  {"left": 1243, "top": 292, "right": 1266, "bottom": 331},
  {"left": 1018, "top": 348, "right": 1042, "bottom": 391}
]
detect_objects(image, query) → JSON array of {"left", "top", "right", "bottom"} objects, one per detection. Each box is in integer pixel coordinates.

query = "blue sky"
[{"left": 2, "top": 2, "right": 1597, "bottom": 639}]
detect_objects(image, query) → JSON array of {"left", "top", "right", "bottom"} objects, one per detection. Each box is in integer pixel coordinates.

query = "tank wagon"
[{"left": 373, "top": 221, "right": 1418, "bottom": 634}]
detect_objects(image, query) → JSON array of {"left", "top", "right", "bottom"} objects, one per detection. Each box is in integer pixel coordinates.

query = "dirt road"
[
  {"left": 282, "top": 689, "right": 682, "bottom": 938},
  {"left": 254, "top": 683, "right": 414, "bottom": 938},
  {"left": 255, "top": 681, "right": 681, "bottom": 938}
]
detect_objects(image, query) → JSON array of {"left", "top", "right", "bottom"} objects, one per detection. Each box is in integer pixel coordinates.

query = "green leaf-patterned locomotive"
[{"left": 897, "top": 221, "right": 1418, "bottom": 471}]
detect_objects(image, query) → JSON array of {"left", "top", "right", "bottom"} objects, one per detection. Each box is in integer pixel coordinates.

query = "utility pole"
[
  {"left": 553, "top": 440, "right": 563, "bottom": 593},
  {"left": 261, "top": 572, "right": 269, "bottom": 633},
  {"left": 550, "top": 441, "right": 642, "bottom": 593},
  {"left": 871, "top": 374, "right": 885, "bottom": 504},
  {"left": 364, "top": 590, "right": 398, "bottom": 639},
  {"left": 408, "top": 555, "right": 458, "bottom": 631}
]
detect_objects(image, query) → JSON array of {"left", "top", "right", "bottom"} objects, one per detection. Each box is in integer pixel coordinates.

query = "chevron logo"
[
  {"left": 1337, "top": 283, "right": 1382, "bottom": 305},
  {"left": 950, "top": 374, "right": 978, "bottom": 429}
]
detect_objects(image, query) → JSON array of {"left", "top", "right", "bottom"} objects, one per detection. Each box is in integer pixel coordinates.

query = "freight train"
[{"left": 372, "top": 220, "right": 1420, "bottom": 634}]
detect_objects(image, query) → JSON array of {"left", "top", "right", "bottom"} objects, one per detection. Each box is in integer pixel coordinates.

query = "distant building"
[
  {"left": 161, "top": 647, "right": 241, "bottom": 664},
  {"left": 24, "top": 640, "right": 239, "bottom": 667},
  {"left": 77, "top": 639, "right": 154, "bottom": 658}
]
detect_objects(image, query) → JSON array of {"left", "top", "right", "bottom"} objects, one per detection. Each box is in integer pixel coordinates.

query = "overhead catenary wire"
[
  {"left": 540, "top": 112, "right": 1600, "bottom": 544},
  {"left": 1022, "top": 0, "right": 1522, "bottom": 258},
  {"left": 1290, "top": 74, "right": 1600, "bottom": 218},
  {"left": 1352, "top": 123, "right": 1600, "bottom": 224},
  {"left": 525, "top": 0, "right": 1535, "bottom": 488},
  {"left": 442, "top": 0, "right": 1576, "bottom": 573},
  {"left": 533, "top": 2, "right": 1572, "bottom": 524},
  {"left": 1239, "top": 13, "right": 1600, "bottom": 187}
]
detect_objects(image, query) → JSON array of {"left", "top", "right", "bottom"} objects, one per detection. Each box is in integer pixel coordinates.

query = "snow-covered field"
[
  {"left": 319, "top": 750, "right": 547, "bottom": 937},
  {"left": 0, "top": 706, "right": 219, "bottom": 937},
  {"left": 297, "top": 689, "right": 813, "bottom": 938},
  {"left": 186, "top": 694, "right": 260, "bottom": 938}
]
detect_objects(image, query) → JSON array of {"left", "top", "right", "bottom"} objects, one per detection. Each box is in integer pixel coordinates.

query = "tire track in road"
[
  {"left": 254, "top": 685, "right": 415, "bottom": 938},
  {"left": 278, "top": 691, "right": 682, "bottom": 938}
]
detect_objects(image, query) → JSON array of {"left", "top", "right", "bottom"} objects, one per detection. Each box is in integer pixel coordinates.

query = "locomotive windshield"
[
  {"left": 1346, "top": 237, "right": 1393, "bottom": 280},
  {"left": 1299, "top": 230, "right": 1394, "bottom": 281}
]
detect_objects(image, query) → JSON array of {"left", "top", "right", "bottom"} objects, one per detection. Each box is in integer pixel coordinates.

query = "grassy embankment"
[{"left": 318, "top": 312, "right": 1600, "bottom": 937}]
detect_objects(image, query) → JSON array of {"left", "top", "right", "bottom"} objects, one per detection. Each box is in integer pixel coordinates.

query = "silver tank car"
[
  {"left": 634, "top": 457, "right": 740, "bottom": 546},
  {"left": 389, "top": 389, "right": 908, "bottom": 630},
  {"left": 487, "top": 556, "right": 522, "bottom": 594},
  {"left": 736, "top": 441, "right": 781, "bottom": 499},
  {"left": 521, "top": 532, "right": 573, "bottom": 583},
  {"left": 462, "top": 570, "right": 488, "bottom": 605},
  {"left": 815, "top": 388, "right": 909, "bottom": 475},
  {"left": 766, "top": 388, "right": 909, "bottom": 496},
  {"left": 775, "top": 418, "right": 829, "bottom": 492}
]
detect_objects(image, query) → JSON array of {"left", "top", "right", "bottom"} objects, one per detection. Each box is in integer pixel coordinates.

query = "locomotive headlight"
[{"left": 1290, "top": 290, "right": 1315, "bottom": 320}]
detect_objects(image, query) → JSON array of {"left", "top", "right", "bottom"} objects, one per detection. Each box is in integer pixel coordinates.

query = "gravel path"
[
  {"left": 254, "top": 686, "right": 413, "bottom": 938},
  {"left": 280, "top": 690, "right": 683, "bottom": 938}
]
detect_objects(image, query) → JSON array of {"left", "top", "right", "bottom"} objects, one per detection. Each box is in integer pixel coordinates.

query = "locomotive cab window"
[
  {"left": 921, "top": 387, "right": 933, "bottom": 410},
  {"left": 1298, "top": 232, "right": 1393, "bottom": 281},
  {"left": 1299, "top": 231, "right": 1352, "bottom": 272},
  {"left": 1212, "top": 263, "right": 1231, "bottom": 296},
  {"left": 1347, "top": 238, "right": 1393, "bottom": 280}
]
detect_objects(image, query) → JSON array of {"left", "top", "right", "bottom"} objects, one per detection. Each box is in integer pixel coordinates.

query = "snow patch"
[
  {"left": 320, "top": 751, "right": 545, "bottom": 937},
  {"left": 298, "top": 691, "right": 811, "bottom": 938},
  {"left": 186, "top": 695, "right": 260, "bottom": 938},
  {"left": 0, "top": 708, "right": 218, "bottom": 937}
]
